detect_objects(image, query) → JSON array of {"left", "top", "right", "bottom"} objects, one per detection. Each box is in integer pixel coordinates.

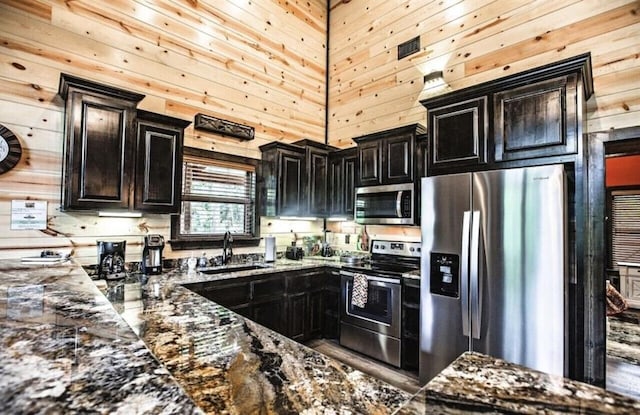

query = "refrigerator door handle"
[
  {"left": 461, "top": 210, "right": 471, "bottom": 337},
  {"left": 470, "top": 210, "right": 481, "bottom": 339}
]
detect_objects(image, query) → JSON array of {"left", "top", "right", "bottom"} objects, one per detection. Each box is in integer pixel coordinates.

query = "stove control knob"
[
  {"left": 374, "top": 244, "right": 379, "bottom": 249},
  {"left": 410, "top": 247, "right": 415, "bottom": 252}
]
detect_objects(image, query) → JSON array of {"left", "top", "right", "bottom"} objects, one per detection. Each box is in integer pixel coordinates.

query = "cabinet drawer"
[
  {"left": 286, "top": 274, "right": 309, "bottom": 293},
  {"left": 192, "top": 281, "right": 250, "bottom": 308},
  {"left": 252, "top": 275, "right": 286, "bottom": 299}
]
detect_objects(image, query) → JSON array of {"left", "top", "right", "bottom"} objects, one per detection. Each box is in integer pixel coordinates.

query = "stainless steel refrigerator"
[{"left": 419, "top": 164, "right": 567, "bottom": 384}]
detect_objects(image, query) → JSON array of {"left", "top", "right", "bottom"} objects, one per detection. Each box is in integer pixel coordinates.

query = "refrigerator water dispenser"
[{"left": 430, "top": 253, "right": 459, "bottom": 298}]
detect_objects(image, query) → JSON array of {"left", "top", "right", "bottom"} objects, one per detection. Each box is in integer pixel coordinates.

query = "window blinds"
[
  {"left": 180, "top": 155, "right": 256, "bottom": 236},
  {"left": 611, "top": 190, "right": 640, "bottom": 268}
]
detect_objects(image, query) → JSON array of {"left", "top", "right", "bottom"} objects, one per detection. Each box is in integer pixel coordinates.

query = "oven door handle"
[{"left": 339, "top": 270, "right": 400, "bottom": 285}]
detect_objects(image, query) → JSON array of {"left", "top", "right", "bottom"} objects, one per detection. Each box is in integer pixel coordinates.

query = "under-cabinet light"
[
  {"left": 278, "top": 216, "right": 318, "bottom": 221},
  {"left": 327, "top": 217, "right": 349, "bottom": 222},
  {"left": 98, "top": 211, "right": 143, "bottom": 218}
]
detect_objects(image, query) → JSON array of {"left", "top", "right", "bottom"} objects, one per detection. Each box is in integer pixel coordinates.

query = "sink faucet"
[{"left": 222, "top": 231, "right": 233, "bottom": 265}]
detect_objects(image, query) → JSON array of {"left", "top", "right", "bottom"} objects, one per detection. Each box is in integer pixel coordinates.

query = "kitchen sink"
[{"left": 199, "top": 264, "right": 269, "bottom": 275}]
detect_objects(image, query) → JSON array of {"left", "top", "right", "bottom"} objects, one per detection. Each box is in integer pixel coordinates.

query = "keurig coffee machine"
[
  {"left": 142, "top": 234, "right": 164, "bottom": 275},
  {"left": 97, "top": 240, "right": 127, "bottom": 279}
]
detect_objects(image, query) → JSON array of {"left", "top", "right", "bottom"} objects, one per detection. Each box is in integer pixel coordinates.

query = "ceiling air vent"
[{"left": 398, "top": 36, "right": 420, "bottom": 60}]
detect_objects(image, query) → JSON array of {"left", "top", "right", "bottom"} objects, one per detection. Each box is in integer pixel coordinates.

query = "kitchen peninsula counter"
[
  {"left": 2, "top": 259, "right": 639, "bottom": 414},
  {"left": 0, "top": 258, "right": 412, "bottom": 414}
]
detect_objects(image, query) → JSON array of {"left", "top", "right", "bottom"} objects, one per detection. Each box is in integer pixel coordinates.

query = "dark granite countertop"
[
  {"left": 397, "top": 352, "right": 640, "bottom": 414},
  {"left": 2, "top": 258, "right": 639, "bottom": 414}
]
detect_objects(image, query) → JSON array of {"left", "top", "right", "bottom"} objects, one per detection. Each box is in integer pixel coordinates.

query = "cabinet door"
[
  {"left": 252, "top": 298, "right": 287, "bottom": 335},
  {"left": 328, "top": 155, "right": 344, "bottom": 216},
  {"left": 358, "top": 140, "right": 382, "bottom": 186},
  {"left": 288, "top": 292, "right": 307, "bottom": 341},
  {"left": 383, "top": 134, "right": 413, "bottom": 184},
  {"left": 323, "top": 270, "right": 341, "bottom": 339},
  {"left": 306, "top": 147, "right": 329, "bottom": 216},
  {"left": 494, "top": 74, "right": 577, "bottom": 161},
  {"left": 63, "top": 91, "right": 137, "bottom": 210},
  {"left": 308, "top": 290, "right": 324, "bottom": 339},
  {"left": 343, "top": 151, "right": 357, "bottom": 216},
  {"left": 134, "top": 121, "right": 184, "bottom": 213},
  {"left": 429, "top": 96, "right": 487, "bottom": 173},
  {"left": 278, "top": 149, "right": 304, "bottom": 216},
  {"left": 401, "top": 280, "right": 420, "bottom": 371}
]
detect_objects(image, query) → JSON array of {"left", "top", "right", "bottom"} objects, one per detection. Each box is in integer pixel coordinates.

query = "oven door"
[{"left": 340, "top": 270, "right": 401, "bottom": 338}]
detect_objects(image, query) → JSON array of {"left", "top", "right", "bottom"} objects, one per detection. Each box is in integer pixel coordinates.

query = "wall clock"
[{"left": 0, "top": 124, "right": 22, "bottom": 174}]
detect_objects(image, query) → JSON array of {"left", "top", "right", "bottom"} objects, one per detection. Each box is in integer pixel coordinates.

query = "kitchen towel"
[{"left": 351, "top": 273, "right": 369, "bottom": 308}]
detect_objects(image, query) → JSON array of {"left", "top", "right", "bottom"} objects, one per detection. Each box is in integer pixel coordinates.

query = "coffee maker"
[
  {"left": 142, "top": 234, "right": 164, "bottom": 275},
  {"left": 97, "top": 240, "right": 127, "bottom": 279}
]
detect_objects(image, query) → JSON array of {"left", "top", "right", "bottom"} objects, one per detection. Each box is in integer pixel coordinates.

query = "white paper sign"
[{"left": 11, "top": 200, "right": 47, "bottom": 230}]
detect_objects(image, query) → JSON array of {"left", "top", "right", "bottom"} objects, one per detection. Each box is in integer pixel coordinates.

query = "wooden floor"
[
  {"left": 305, "top": 339, "right": 422, "bottom": 394},
  {"left": 307, "top": 311, "right": 640, "bottom": 400}
]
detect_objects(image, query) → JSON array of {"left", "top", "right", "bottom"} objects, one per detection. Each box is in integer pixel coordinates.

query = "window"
[
  {"left": 171, "top": 148, "right": 259, "bottom": 248},
  {"left": 609, "top": 189, "right": 640, "bottom": 269}
]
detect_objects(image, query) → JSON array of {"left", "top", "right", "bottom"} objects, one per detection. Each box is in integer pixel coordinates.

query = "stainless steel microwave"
[{"left": 355, "top": 183, "right": 415, "bottom": 225}]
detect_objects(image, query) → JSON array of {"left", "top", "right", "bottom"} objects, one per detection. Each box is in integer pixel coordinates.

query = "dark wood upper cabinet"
[
  {"left": 428, "top": 96, "right": 488, "bottom": 173},
  {"left": 259, "top": 142, "right": 304, "bottom": 217},
  {"left": 421, "top": 53, "right": 593, "bottom": 175},
  {"left": 354, "top": 124, "right": 426, "bottom": 186},
  {"left": 134, "top": 110, "right": 191, "bottom": 213},
  {"left": 328, "top": 147, "right": 357, "bottom": 217},
  {"left": 58, "top": 74, "right": 190, "bottom": 213},
  {"left": 384, "top": 133, "right": 415, "bottom": 184},
  {"left": 279, "top": 148, "right": 305, "bottom": 216},
  {"left": 260, "top": 140, "right": 335, "bottom": 217},
  {"left": 357, "top": 139, "right": 382, "bottom": 186},
  {"left": 494, "top": 74, "right": 578, "bottom": 161},
  {"left": 343, "top": 150, "right": 357, "bottom": 216},
  {"left": 58, "top": 74, "right": 144, "bottom": 211},
  {"left": 299, "top": 141, "right": 331, "bottom": 216}
]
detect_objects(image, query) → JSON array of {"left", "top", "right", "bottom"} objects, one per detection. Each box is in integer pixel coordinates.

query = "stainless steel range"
[{"left": 339, "top": 240, "right": 421, "bottom": 367}]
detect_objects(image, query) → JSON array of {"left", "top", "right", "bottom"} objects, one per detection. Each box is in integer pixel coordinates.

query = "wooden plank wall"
[
  {"left": 0, "top": 0, "right": 327, "bottom": 265},
  {"left": 327, "top": 0, "right": 640, "bottom": 147},
  {"left": 2, "top": 0, "right": 638, "bottom": 265}
]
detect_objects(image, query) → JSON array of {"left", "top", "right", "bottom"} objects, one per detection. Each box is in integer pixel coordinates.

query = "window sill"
[{"left": 168, "top": 236, "right": 261, "bottom": 251}]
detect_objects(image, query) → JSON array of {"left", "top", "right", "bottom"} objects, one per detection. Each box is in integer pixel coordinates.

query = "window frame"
[
  {"left": 607, "top": 186, "right": 640, "bottom": 270},
  {"left": 169, "top": 147, "right": 261, "bottom": 250}
]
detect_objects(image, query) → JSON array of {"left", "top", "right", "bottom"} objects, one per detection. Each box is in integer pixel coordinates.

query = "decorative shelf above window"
[{"left": 194, "top": 113, "right": 255, "bottom": 141}]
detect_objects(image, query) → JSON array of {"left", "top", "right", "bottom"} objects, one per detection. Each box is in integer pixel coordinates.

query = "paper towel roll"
[{"left": 265, "top": 236, "right": 276, "bottom": 262}]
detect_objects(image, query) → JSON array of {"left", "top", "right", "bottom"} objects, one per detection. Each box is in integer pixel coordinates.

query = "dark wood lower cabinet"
[
  {"left": 402, "top": 278, "right": 420, "bottom": 372},
  {"left": 323, "top": 270, "right": 341, "bottom": 339},
  {"left": 186, "top": 268, "right": 336, "bottom": 343},
  {"left": 288, "top": 292, "right": 308, "bottom": 342},
  {"left": 252, "top": 297, "right": 287, "bottom": 334},
  {"left": 308, "top": 290, "right": 324, "bottom": 339}
]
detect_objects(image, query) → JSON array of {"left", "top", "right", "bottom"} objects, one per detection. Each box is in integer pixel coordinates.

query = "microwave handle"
[{"left": 396, "top": 191, "right": 403, "bottom": 218}]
